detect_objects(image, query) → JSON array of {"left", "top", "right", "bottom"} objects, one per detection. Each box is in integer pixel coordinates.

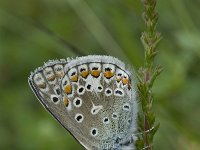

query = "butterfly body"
[{"left": 28, "top": 55, "right": 138, "bottom": 150}]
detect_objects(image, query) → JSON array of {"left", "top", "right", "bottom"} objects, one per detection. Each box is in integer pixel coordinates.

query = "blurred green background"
[{"left": 0, "top": 0, "right": 200, "bottom": 150}]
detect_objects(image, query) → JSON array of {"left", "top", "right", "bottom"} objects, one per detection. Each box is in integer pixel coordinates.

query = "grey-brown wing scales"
[
  {"left": 60, "top": 56, "right": 138, "bottom": 150},
  {"left": 28, "top": 60, "right": 94, "bottom": 150},
  {"left": 28, "top": 56, "right": 138, "bottom": 150}
]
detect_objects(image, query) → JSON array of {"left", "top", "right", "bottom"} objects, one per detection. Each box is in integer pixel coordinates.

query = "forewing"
[{"left": 28, "top": 59, "right": 93, "bottom": 149}]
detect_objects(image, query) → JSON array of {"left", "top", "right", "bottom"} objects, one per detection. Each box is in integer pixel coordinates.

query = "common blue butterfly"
[{"left": 28, "top": 55, "right": 138, "bottom": 150}]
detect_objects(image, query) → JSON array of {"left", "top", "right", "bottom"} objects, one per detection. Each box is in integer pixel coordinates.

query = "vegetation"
[{"left": 0, "top": 0, "right": 200, "bottom": 150}]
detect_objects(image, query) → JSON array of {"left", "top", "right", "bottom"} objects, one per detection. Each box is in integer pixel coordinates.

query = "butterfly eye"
[{"left": 91, "top": 128, "right": 98, "bottom": 137}]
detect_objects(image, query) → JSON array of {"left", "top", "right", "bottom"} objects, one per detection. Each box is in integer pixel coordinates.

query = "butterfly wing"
[
  {"left": 60, "top": 55, "right": 138, "bottom": 149},
  {"left": 29, "top": 56, "right": 138, "bottom": 150},
  {"left": 28, "top": 59, "right": 93, "bottom": 149}
]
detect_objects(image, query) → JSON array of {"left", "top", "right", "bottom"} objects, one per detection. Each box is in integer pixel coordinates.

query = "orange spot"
[
  {"left": 47, "top": 75, "right": 56, "bottom": 81},
  {"left": 63, "top": 96, "right": 69, "bottom": 107},
  {"left": 64, "top": 84, "right": 72, "bottom": 94},
  {"left": 38, "top": 83, "right": 46, "bottom": 89},
  {"left": 122, "top": 77, "right": 129, "bottom": 85},
  {"left": 81, "top": 71, "right": 89, "bottom": 78},
  {"left": 56, "top": 72, "right": 64, "bottom": 78},
  {"left": 91, "top": 70, "right": 100, "bottom": 77},
  {"left": 70, "top": 75, "right": 78, "bottom": 82},
  {"left": 104, "top": 71, "right": 114, "bottom": 79}
]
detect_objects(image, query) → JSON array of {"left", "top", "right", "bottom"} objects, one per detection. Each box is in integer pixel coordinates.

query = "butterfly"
[{"left": 28, "top": 55, "right": 138, "bottom": 150}]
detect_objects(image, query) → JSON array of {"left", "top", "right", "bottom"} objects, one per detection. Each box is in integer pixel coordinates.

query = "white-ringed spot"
[
  {"left": 50, "top": 95, "right": 60, "bottom": 104},
  {"left": 105, "top": 88, "right": 112, "bottom": 96},
  {"left": 90, "top": 128, "right": 98, "bottom": 137},
  {"left": 77, "top": 85, "right": 85, "bottom": 95},
  {"left": 114, "top": 88, "right": 124, "bottom": 97},
  {"left": 73, "top": 97, "right": 82, "bottom": 108},
  {"left": 123, "top": 103, "right": 130, "bottom": 111},
  {"left": 85, "top": 83, "right": 92, "bottom": 91},
  {"left": 75, "top": 113, "right": 84, "bottom": 123},
  {"left": 97, "top": 85, "right": 103, "bottom": 92},
  {"left": 112, "top": 113, "right": 118, "bottom": 119},
  {"left": 102, "top": 117, "right": 110, "bottom": 124}
]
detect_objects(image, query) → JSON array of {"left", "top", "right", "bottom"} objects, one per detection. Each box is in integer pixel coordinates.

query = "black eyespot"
[
  {"left": 80, "top": 68, "right": 86, "bottom": 72},
  {"left": 98, "top": 86, "right": 102, "bottom": 90},
  {"left": 105, "top": 67, "right": 111, "bottom": 71},
  {"left": 103, "top": 117, "right": 109, "bottom": 123},
  {"left": 56, "top": 88, "right": 61, "bottom": 95},
  {"left": 118, "top": 73, "right": 122, "bottom": 76},
  {"left": 124, "top": 105, "right": 129, "bottom": 109},
  {"left": 106, "top": 89, "right": 111, "bottom": 94},
  {"left": 112, "top": 113, "right": 118, "bottom": 119},
  {"left": 115, "top": 90, "right": 123, "bottom": 95},
  {"left": 71, "top": 72, "right": 76, "bottom": 76},
  {"left": 63, "top": 80, "right": 68, "bottom": 86},
  {"left": 91, "top": 129, "right": 97, "bottom": 135},
  {"left": 87, "top": 84, "right": 91, "bottom": 90},
  {"left": 75, "top": 99, "right": 80, "bottom": 105},
  {"left": 92, "top": 67, "right": 98, "bottom": 70},
  {"left": 52, "top": 96, "right": 59, "bottom": 103},
  {"left": 79, "top": 87, "right": 84, "bottom": 93},
  {"left": 76, "top": 115, "right": 82, "bottom": 121},
  {"left": 92, "top": 129, "right": 96, "bottom": 134},
  {"left": 123, "top": 104, "right": 130, "bottom": 111}
]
